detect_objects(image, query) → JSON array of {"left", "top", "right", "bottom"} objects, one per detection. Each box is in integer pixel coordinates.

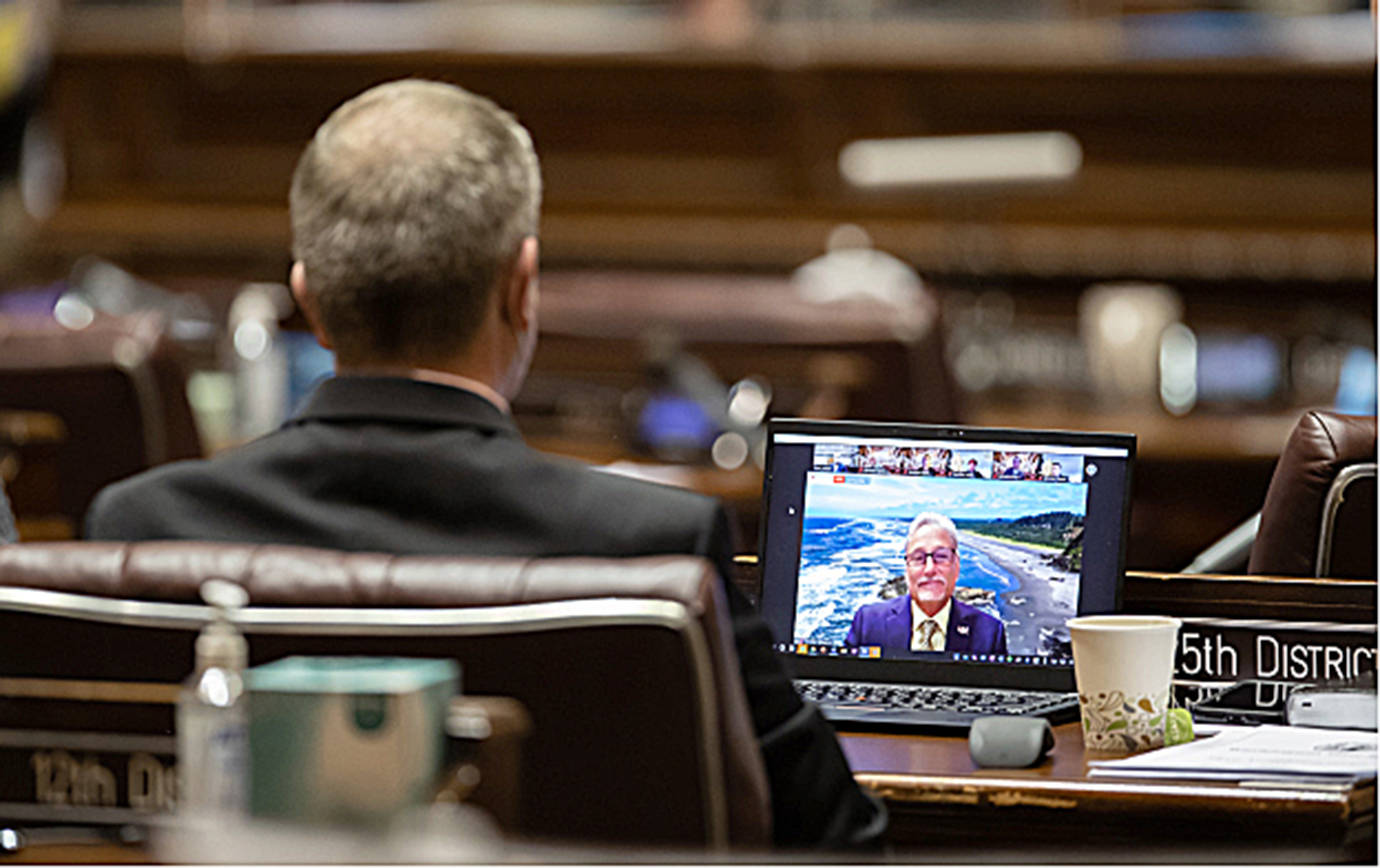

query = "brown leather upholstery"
[
  {"left": 0, "top": 542, "right": 771, "bottom": 848},
  {"left": 0, "top": 315, "right": 202, "bottom": 535},
  {"left": 1248, "top": 410, "right": 1377, "bottom": 579}
]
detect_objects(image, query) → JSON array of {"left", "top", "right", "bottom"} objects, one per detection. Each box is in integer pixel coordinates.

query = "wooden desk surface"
[
  {"left": 840, "top": 722, "right": 1376, "bottom": 862},
  {"left": 1, "top": 726, "right": 1372, "bottom": 863}
]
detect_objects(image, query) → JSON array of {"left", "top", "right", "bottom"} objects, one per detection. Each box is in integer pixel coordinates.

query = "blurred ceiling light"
[
  {"left": 711, "top": 431, "right": 749, "bottom": 471},
  {"left": 1100, "top": 296, "right": 1147, "bottom": 347},
  {"left": 1158, "top": 323, "right": 1198, "bottom": 416},
  {"left": 233, "top": 320, "right": 270, "bottom": 361},
  {"left": 726, "top": 377, "right": 771, "bottom": 428},
  {"left": 839, "top": 131, "right": 1082, "bottom": 188},
  {"left": 52, "top": 294, "right": 95, "bottom": 331}
]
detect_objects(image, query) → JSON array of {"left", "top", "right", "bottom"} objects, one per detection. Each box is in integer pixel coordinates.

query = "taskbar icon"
[{"left": 775, "top": 642, "right": 883, "bottom": 659}]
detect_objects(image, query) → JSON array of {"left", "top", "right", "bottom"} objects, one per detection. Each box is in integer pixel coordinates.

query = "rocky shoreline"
[{"left": 959, "top": 530, "right": 1079, "bottom": 657}]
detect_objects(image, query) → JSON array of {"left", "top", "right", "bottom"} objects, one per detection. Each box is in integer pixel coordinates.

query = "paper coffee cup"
[{"left": 1068, "top": 615, "right": 1180, "bottom": 752}]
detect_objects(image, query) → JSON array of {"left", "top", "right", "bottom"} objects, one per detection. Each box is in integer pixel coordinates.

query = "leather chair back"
[
  {"left": 0, "top": 542, "right": 771, "bottom": 848},
  {"left": 1248, "top": 410, "right": 1376, "bottom": 579},
  {"left": 0, "top": 315, "right": 202, "bottom": 536}
]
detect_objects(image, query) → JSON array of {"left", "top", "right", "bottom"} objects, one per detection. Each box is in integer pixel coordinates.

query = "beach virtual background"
[{"left": 793, "top": 472, "right": 1088, "bottom": 657}]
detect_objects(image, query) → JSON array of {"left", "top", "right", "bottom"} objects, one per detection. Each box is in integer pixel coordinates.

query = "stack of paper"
[{"left": 1088, "top": 725, "right": 1377, "bottom": 785}]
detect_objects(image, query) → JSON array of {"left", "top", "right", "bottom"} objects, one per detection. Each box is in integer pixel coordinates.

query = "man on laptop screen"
[
  {"left": 844, "top": 512, "right": 1007, "bottom": 656},
  {"left": 759, "top": 420, "right": 1132, "bottom": 728}
]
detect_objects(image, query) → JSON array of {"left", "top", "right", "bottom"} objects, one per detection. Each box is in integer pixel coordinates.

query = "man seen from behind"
[{"left": 84, "top": 79, "right": 884, "bottom": 850}]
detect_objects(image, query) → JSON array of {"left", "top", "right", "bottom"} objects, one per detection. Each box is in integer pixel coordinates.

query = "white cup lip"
[{"left": 1067, "top": 614, "right": 1181, "bottom": 632}]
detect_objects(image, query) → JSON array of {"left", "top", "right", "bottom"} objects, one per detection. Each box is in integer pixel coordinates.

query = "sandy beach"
[{"left": 955, "top": 530, "right": 1079, "bottom": 656}]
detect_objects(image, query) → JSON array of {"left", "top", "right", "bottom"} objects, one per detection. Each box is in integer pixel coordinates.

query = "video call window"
[{"left": 794, "top": 444, "right": 1093, "bottom": 660}]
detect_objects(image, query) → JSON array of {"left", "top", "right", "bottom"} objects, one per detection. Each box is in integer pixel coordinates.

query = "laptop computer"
[{"left": 757, "top": 418, "right": 1136, "bottom": 731}]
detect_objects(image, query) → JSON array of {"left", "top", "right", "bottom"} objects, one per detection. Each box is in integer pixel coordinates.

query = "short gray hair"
[
  {"left": 289, "top": 79, "right": 541, "bottom": 364},
  {"left": 905, "top": 512, "right": 958, "bottom": 550}
]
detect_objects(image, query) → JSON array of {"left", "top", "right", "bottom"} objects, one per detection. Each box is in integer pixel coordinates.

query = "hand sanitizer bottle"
[{"left": 177, "top": 579, "right": 250, "bottom": 817}]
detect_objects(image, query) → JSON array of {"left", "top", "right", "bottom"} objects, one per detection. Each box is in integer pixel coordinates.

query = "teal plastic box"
[{"left": 247, "top": 657, "right": 459, "bottom": 825}]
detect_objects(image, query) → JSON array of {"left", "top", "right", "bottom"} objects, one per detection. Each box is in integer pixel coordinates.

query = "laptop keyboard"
[{"left": 796, "top": 678, "right": 1077, "bottom": 717}]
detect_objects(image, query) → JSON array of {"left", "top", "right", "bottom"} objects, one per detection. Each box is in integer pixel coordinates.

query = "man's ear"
[
  {"left": 289, "top": 261, "right": 333, "bottom": 350},
  {"left": 500, "top": 236, "right": 540, "bottom": 333}
]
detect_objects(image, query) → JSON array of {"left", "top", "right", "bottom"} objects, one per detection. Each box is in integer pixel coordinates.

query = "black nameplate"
[
  {"left": 0, "top": 732, "right": 176, "bottom": 824},
  {"left": 1170, "top": 617, "right": 1376, "bottom": 706}
]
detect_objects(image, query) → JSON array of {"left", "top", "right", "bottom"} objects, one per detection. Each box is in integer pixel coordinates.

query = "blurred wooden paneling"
[
  {"left": 21, "top": 6, "right": 1374, "bottom": 287},
  {"left": 1123, "top": 570, "right": 1377, "bottom": 623}
]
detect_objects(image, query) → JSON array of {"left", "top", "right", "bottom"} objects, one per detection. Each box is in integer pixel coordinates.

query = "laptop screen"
[{"left": 758, "top": 418, "right": 1135, "bottom": 692}]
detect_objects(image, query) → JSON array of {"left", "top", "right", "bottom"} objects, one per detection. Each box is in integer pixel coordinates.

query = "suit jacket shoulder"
[{"left": 86, "top": 377, "right": 730, "bottom": 566}]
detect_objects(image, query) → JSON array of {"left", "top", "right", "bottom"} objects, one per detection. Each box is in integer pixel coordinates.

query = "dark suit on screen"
[
  {"left": 843, "top": 595, "right": 1007, "bottom": 655},
  {"left": 86, "top": 375, "right": 884, "bottom": 849}
]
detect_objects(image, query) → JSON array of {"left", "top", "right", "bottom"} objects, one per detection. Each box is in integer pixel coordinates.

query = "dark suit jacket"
[
  {"left": 86, "top": 376, "right": 884, "bottom": 849},
  {"left": 843, "top": 595, "right": 1008, "bottom": 655}
]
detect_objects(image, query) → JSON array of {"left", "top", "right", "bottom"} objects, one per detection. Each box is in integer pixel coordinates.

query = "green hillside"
[{"left": 953, "top": 511, "right": 1083, "bottom": 549}]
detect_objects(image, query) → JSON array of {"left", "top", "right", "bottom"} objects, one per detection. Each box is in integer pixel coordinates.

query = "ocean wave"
[{"left": 795, "top": 559, "right": 889, "bottom": 644}]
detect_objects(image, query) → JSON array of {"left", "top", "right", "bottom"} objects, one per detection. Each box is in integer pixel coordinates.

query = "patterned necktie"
[{"left": 918, "top": 619, "right": 941, "bottom": 651}]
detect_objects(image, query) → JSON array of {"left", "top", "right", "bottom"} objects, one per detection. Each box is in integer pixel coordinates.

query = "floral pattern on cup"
[{"left": 1078, "top": 688, "right": 1170, "bottom": 752}]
